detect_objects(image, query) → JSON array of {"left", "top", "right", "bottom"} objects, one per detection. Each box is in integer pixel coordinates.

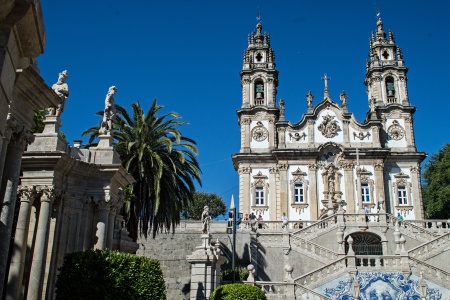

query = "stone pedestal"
[{"left": 186, "top": 234, "right": 227, "bottom": 300}]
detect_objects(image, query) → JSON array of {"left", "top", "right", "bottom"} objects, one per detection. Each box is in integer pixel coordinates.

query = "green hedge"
[
  {"left": 210, "top": 284, "right": 266, "bottom": 300},
  {"left": 55, "top": 249, "right": 166, "bottom": 300}
]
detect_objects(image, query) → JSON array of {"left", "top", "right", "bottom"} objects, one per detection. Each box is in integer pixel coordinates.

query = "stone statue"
[
  {"left": 100, "top": 86, "right": 117, "bottom": 135},
  {"left": 51, "top": 70, "right": 69, "bottom": 113},
  {"left": 201, "top": 206, "right": 211, "bottom": 234}
]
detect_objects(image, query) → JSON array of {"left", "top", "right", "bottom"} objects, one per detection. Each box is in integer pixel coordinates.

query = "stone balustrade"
[
  {"left": 387, "top": 215, "right": 440, "bottom": 242},
  {"left": 291, "top": 236, "right": 339, "bottom": 263},
  {"left": 253, "top": 281, "right": 331, "bottom": 300},
  {"left": 348, "top": 255, "right": 403, "bottom": 271},
  {"left": 410, "top": 257, "right": 450, "bottom": 288},
  {"left": 408, "top": 233, "right": 450, "bottom": 260},
  {"left": 409, "top": 219, "right": 450, "bottom": 234},
  {"left": 294, "top": 257, "right": 347, "bottom": 288}
]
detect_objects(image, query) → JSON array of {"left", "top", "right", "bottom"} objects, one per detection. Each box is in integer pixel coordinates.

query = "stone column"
[
  {"left": 238, "top": 165, "right": 251, "bottom": 214},
  {"left": 342, "top": 120, "right": 350, "bottom": 145},
  {"left": 94, "top": 201, "right": 110, "bottom": 250},
  {"left": 410, "top": 166, "right": 423, "bottom": 219},
  {"left": 0, "top": 130, "right": 32, "bottom": 295},
  {"left": 82, "top": 197, "right": 94, "bottom": 251},
  {"left": 308, "top": 164, "right": 318, "bottom": 220},
  {"left": 0, "top": 114, "right": 18, "bottom": 186},
  {"left": 278, "top": 163, "right": 289, "bottom": 220},
  {"left": 27, "top": 187, "right": 56, "bottom": 300},
  {"left": 278, "top": 127, "right": 286, "bottom": 149},
  {"left": 343, "top": 162, "right": 355, "bottom": 213},
  {"left": 107, "top": 207, "right": 117, "bottom": 249},
  {"left": 403, "top": 116, "right": 415, "bottom": 150},
  {"left": 6, "top": 186, "right": 37, "bottom": 300},
  {"left": 268, "top": 119, "right": 275, "bottom": 150},
  {"left": 355, "top": 167, "right": 363, "bottom": 214}
]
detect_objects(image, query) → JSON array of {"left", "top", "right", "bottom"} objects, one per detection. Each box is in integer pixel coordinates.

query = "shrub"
[
  {"left": 55, "top": 249, "right": 166, "bottom": 300},
  {"left": 210, "top": 284, "right": 267, "bottom": 300},
  {"left": 221, "top": 265, "right": 250, "bottom": 282}
]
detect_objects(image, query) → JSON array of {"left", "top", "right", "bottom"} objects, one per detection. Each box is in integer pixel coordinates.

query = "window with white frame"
[
  {"left": 251, "top": 171, "right": 269, "bottom": 210},
  {"left": 361, "top": 183, "right": 370, "bottom": 203},
  {"left": 255, "top": 186, "right": 264, "bottom": 205},
  {"left": 392, "top": 172, "right": 413, "bottom": 211},
  {"left": 290, "top": 168, "right": 309, "bottom": 209},
  {"left": 398, "top": 186, "right": 408, "bottom": 205},
  {"left": 294, "top": 183, "right": 305, "bottom": 203}
]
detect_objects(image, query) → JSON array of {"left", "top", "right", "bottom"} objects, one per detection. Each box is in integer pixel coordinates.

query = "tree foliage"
[
  {"left": 55, "top": 249, "right": 166, "bottom": 300},
  {"left": 181, "top": 191, "right": 227, "bottom": 220},
  {"left": 210, "top": 284, "right": 266, "bottom": 300},
  {"left": 83, "top": 99, "right": 201, "bottom": 240},
  {"left": 422, "top": 143, "right": 450, "bottom": 219}
]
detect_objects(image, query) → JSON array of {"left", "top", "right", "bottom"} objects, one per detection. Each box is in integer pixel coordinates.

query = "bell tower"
[
  {"left": 237, "top": 21, "right": 280, "bottom": 154},
  {"left": 364, "top": 18, "right": 409, "bottom": 106}
]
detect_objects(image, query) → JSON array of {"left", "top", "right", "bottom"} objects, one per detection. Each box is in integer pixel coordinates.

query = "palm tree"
[{"left": 83, "top": 99, "right": 201, "bottom": 240}]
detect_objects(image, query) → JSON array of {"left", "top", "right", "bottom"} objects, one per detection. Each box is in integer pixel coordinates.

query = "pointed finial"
[
  {"left": 230, "top": 195, "right": 235, "bottom": 209},
  {"left": 322, "top": 73, "right": 331, "bottom": 99},
  {"left": 256, "top": 7, "right": 262, "bottom": 24}
]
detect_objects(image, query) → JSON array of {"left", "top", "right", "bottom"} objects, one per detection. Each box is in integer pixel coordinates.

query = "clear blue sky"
[{"left": 38, "top": 1, "right": 450, "bottom": 209}]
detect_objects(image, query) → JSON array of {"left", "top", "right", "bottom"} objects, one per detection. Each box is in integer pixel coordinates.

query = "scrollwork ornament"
[
  {"left": 241, "top": 118, "right": 251, "bottom": 125},
  {"left": 404, "top": 116, "right": 413, "bottom": 123},
  {"left": 308, "top": 164, "right": 317, "bottom": 171},
  {"left": 318, "top": 114, "right": 340, "bottom": 138},
  {"left": 17, "top": 185, "right": 38, "bottom": 203},
  {"left": 341, "top": 162, "right": 354, "bottom": 171},
  {"left": 277, "top": 163, "right": 288, "bottom": 171}
]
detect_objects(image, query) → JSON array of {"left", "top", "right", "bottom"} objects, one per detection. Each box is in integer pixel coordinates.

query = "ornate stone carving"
[
  {"left": 308, "top": 164, "right": 317, "bottom": 171},
  {"left": 240, "top": 118, "right": 251, "bottom": 125},
  {"left": 277, "top": 163, "right": 288, "bottom": 171},
  {"left": 341, "top": 162, "right": 354, "bottom": 171},
  {"left": 404, "top": 116, "right": 413, "bottom": 123},
  {"left": 290, "top": 168, "right": 309, "bottom": 210},
  {"left": 318, "top": 114, "right": 340, "bottom": 138},
  {"left": 353, "top": 131, "right": 371, "bottom": 140},
  {"left": 289, "top": 132, "right": 306, "bottom": 141},
  {"left": 410, "top": 166, "right": 420, "bottom": 174},
  {"left": 373, "top": 163, "right": 384, "bottom": 171},
  {"left": 269, "top": 167, "right": 278, "bottom": 174},
  {"left": 307, "top": 119, "right": 315, "bottom": 125},
  {"left": 99, "top": 86, "right": 117, "bottom": 135},
  {"left": 238, "top": 166, "right": 251, "bottom": 174},
  {"left": 306, "top": 91, "right": 313, "bottom": 107}
]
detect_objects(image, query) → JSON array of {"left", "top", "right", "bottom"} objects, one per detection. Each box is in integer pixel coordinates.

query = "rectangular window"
[
  {"left": 255, "top": 186, "right": 264, "bottom": 205},
  {"left": 294, "top": 183, "right": 304, "bottom": 203},
  {"left": 361, "top": 183, "right": 370, "bottom": 203},
  {"left": 398, "top": 186, "right": 408, "bottom": 205}
]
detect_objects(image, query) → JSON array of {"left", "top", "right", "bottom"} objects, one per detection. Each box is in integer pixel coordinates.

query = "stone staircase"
[
  {"left": 291, "top": 215, "right": 339, "bottom": 240},
  {"left": 410, "top": 257, "right": 450, "bottom": 288},
  {"left": 254, "top": 281, "right": 331, "bottom": 300},
  {"left": 387, "top": 214, "right": 441, "bottom": 243},
  {"left": 294, "top": 257, "right": 348, "bottom": 289},
  {"left": 290, "top": 235, "right": 339, "bottom": 264}
]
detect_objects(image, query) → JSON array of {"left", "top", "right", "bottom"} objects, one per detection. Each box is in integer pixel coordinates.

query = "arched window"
[
  {"left": 254, "top": 80, "right": 264, "bottom": 105},
  {"left": 345, "top": 233, "right": 382, "bottom": 255},
  {"left": 385, "top": 76, "right": 396, "bottom": 103}
]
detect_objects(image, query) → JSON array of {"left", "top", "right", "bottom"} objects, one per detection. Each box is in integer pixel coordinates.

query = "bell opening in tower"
[{"left": 255, "top": 81, "right": 264, "bottom": 105}]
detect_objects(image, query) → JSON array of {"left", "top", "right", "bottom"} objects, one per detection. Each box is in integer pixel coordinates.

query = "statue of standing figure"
[
  {"left": 99, "top": 86, "right": 117, "bottom": 135},
  {"left": 201, "top": 206, "right": 211, "bottom": 234},
  {"left": 51, "top": 70, "right": 69, "bottom": 114}
]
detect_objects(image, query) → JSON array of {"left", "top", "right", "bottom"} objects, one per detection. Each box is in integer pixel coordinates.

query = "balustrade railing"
[
  {"left": 254, "top": 281, "right": 331, "bottom": 300},
  {"left": 295, "top": 257, "right": 347, "bottom": 288},
  {"left": 291, "top": 215, "right": 338, "bottom": 239},
  {"left": 408, "top": 219, "right": 450, "bottom": 234},
  {"left": 347, "top": 255, "right": 403, "bottom": 271},
  {"left": 387, "top": 214, "right": 440, "bottom": 241},
  {"left": 408, "top": 233, "right": 450, "bottom": 260},
  {"left": 291, "top": 235, "right": 339, "bottom": 262},
  {"left": 410, "top": 257, "right": 450, "bottom": 287}
]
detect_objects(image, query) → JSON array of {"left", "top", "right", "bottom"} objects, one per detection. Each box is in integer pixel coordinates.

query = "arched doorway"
[{"left": 345, "top": 232, "right": 383, "bottom": 267}]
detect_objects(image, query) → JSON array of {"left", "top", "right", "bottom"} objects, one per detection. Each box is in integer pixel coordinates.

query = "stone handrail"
[
  {"left": 408, "top": 233, "right": 450, "bottom": 261},
  {"left": 290, "top": 235, "right": 339, "bottom": 263},
  {"left": 387, "top": 214, "right": 440, "bottom": 242},
  {"left": 409, "top": 257, "right": 450, "bottom": 287},
  {"left": 254, "top": 281, "right": 331, "bottom": 300},
  {"left": 291, "top": 215, "right": 338, "bottom": 239},
  {"left": 294, "top": 257, "right": 347, "bottom": 288},
  {"left": 244, "top": 220, "right": 318, "bottom": 231},
  {"left": 407, "top": 219, "right": 450, "bottom": 234},
  {"left": 348, "top": 255, "right": 403, "bottom": 271},
  {"left": 341, "top": 213, "right": 384, "bottom": 223},
  {"left": 294, "top": 283, "right": 332, "bottom": 300}
]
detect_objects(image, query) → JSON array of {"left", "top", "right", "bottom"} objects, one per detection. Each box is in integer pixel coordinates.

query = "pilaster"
[
  {"left": 240, "top": 118, "right": 251, "bottom": 153},
  {"left": 278, "top": 162, "right": 288, "bottom": 219},
  {"left": 373, "top": 162, "right": 385, "bottom": 209},
  {"left": 308, "top": 163, "right": 318, "bottom": 220},
  {"left": 342, "top": 162, "right": 355, "bottom": 213},
  {"left": 410, "top": 165, "right": 423, "bottom": 219},
  {"left": 238, "top": 165, "right": 251, "bottom": 214},
  {"left": 269, "top": 166, "right": 278, "bottom": 221}
]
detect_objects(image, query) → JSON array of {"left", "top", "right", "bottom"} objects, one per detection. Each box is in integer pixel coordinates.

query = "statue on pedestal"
[
  {"left": 201, "top": 206, "right": 211, "bottom": 234},
  {"left": 99, "top": 86, "right": 117, "bottom": 135},
  {"left": 51, "top": 70, "right": 69, "bottom": 113}
]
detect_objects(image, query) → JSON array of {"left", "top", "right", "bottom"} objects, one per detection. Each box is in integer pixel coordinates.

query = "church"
[{"left": 232, "top": 18, "right": 426, "bottom": 222}]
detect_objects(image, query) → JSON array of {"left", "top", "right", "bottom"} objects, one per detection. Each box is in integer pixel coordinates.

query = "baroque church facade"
[{"left": 232, "top": 19, "right": 426, "bottom": 222}]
